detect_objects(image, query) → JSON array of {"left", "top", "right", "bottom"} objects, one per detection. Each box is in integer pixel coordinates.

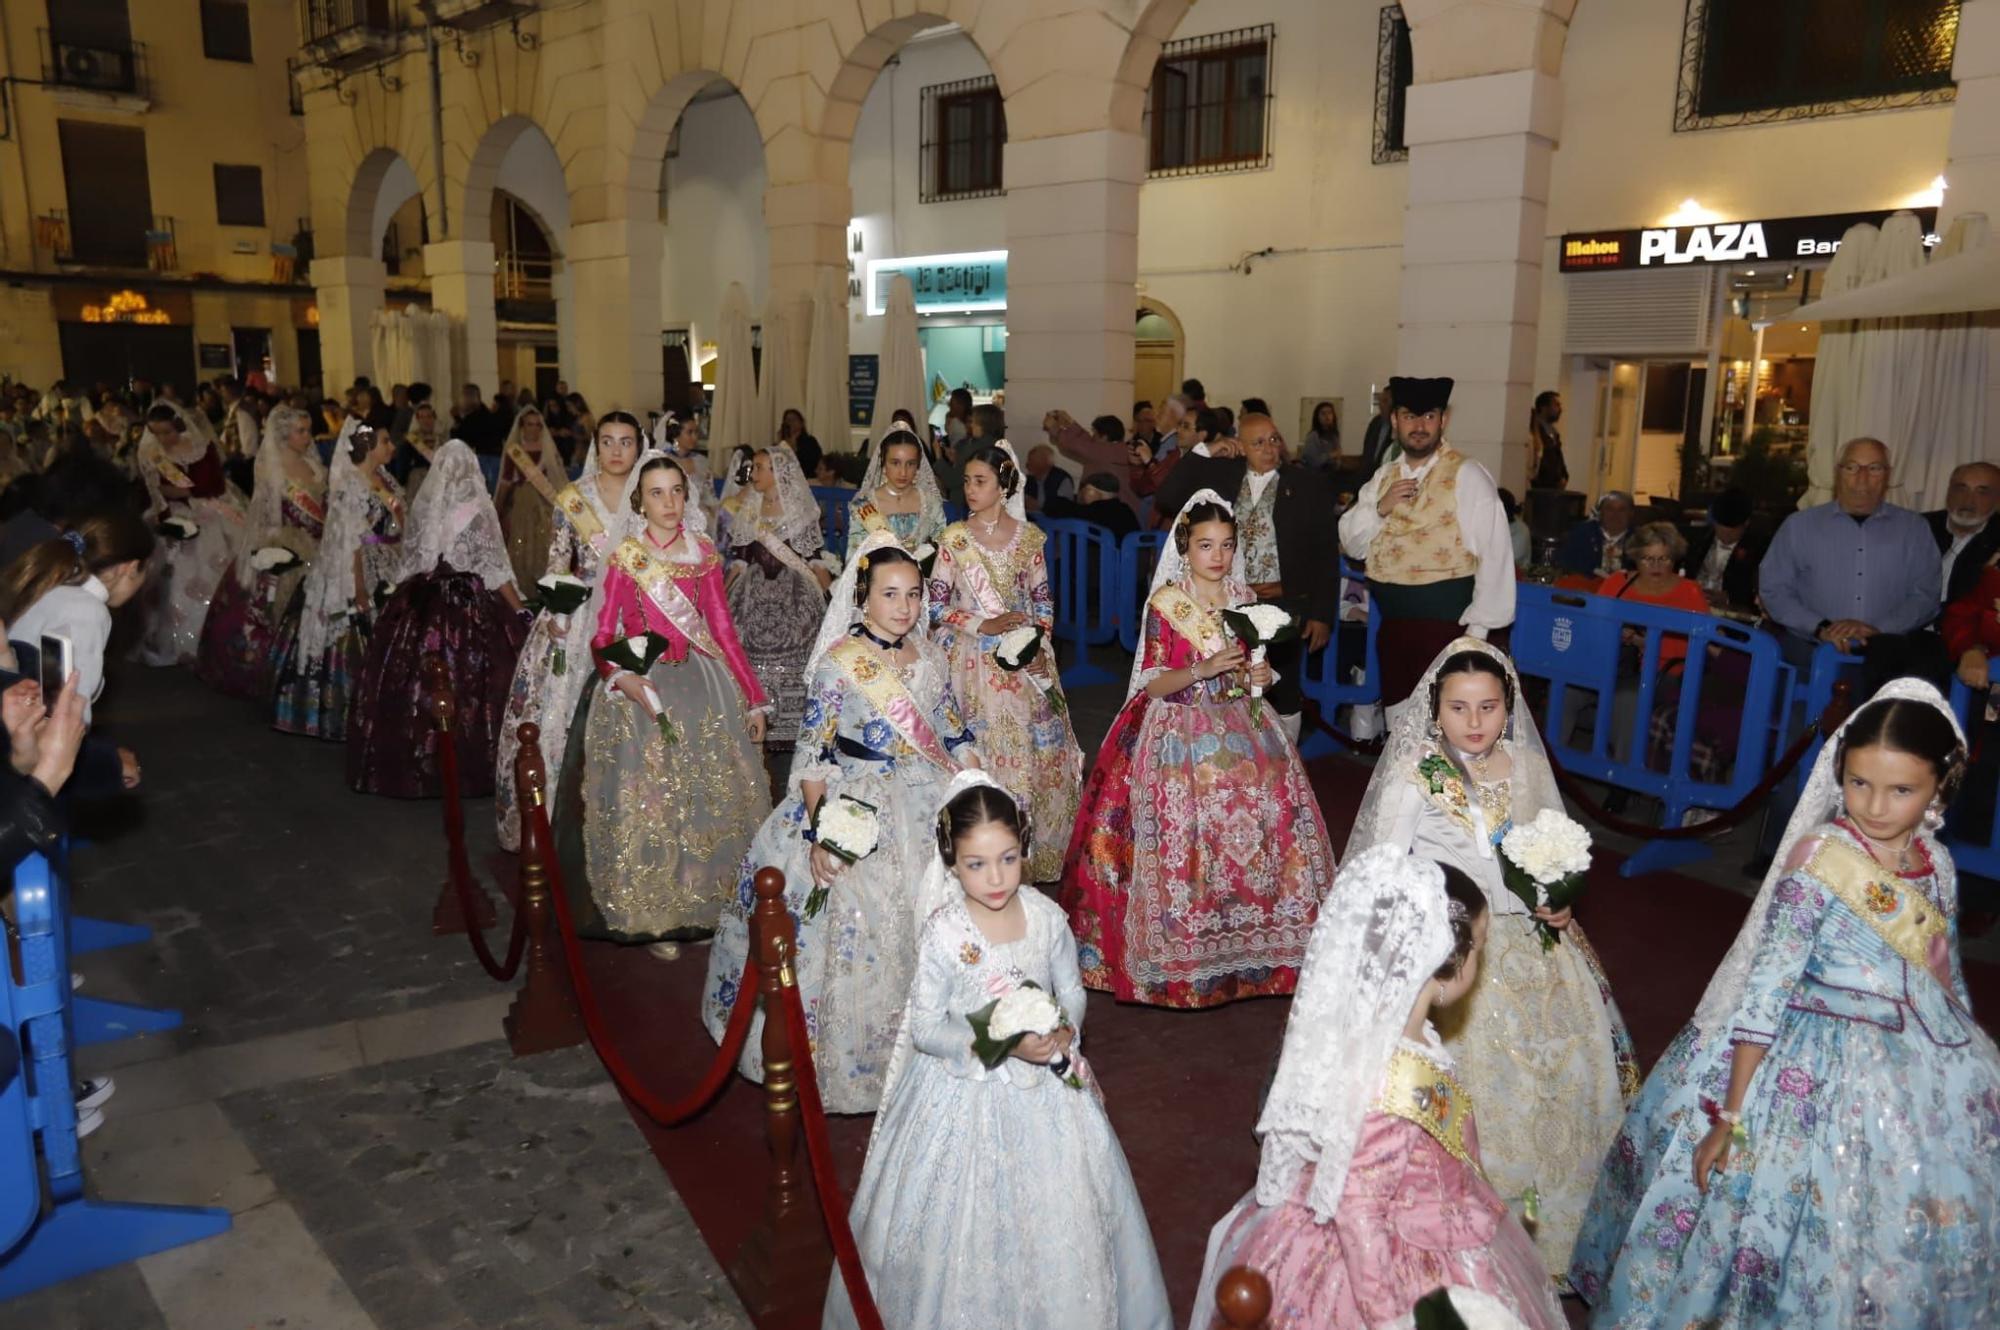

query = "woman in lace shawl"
[
  {"left": 719, "top": 443, "right": 830, "bottom": 751},
  {"left": 195, "top": 405, "right": 324, "bottom": 699},
  {"left": 493, "top": 411, "right": 645, "bottom": 851},
  {"left": 346, "top": 438, "right": 526, "bottom": 796},
  {"left": 493, "top": 402, "right": 570, "bottom": 589},
  {"left": 845, "top": 425, "right": 944, "bottom": 559},
  {"left": 1344, "top": 639, "right": 1637, "bottom": 1282},
  {"left": 133, "top": 399, "right": 246, "bottom": 666}
]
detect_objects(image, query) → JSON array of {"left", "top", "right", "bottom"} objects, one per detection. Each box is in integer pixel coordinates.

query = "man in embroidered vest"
[
  {"left": 1153, "top": 411, "right": 1338, "bottom": 738},
  {"left": 1339, "top": 376, "right": 1516, "bottom": 704}
]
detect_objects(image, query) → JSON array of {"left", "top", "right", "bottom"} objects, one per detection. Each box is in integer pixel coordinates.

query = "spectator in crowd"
[
  {"left": 1556, "top": 490, "right": 1635, "bottom": 577},
  {"left": 1599, "top": 523, "right": 1709, "bottom": 664},
  {"left": 778, "top": 407, "right": 822, "bottom": 480},
  {"left": 1131, "top": 400, "right": 1158, "bottom": 449},
  {"left": 1157, "top": 411, "right": 1338, "bottom": 737},
  {"left": 942, "top": 402, "right": 1005, "bottom": 504},
  {"left": 1046, "top": 470, "right": 1138, "bottom": 538},
  {"left": 1041, "top": 410, "right": 1134, "bottom": 505},
  {"left": 1299, "top": 401, "right": 1341, "bottom": 472},
  {"left": 1, "top": 513, "right": 155, "bottom": 721},
  {"left": 1529, "top": 390, "right": 1568, "bottom": 491},
  {"left": 1499, "top": 487, "right": 1531, "bottom": 567},
  {"left": 1129, "top": 394, "right": 1195, "bottom": 522},
  {"left": 1179, "top": 378, "right": 1208, "bottom": 413},
  {"left": 1357, "top": 381, "right": 1396, "bottom": 483},
  {"left": 1022, "top": 443, "right": 1074, "bottom": 513},
  {"left": 942, "top": 387, "right": 974, "bottom": 453},
  {"left": 1240, "top": 396, "right": 1270, "bottom": 418},
  {"left": 389, "top": 382, "right": 411, "bottom": 422},
  {"left": 1212, "top": 405, "right": 1236, "bottom": 439},
  {"left": 1683, "top": 487, "right": 1765, "bottom": 611},
  {"left": 353, "top": 382, "right": 394, "bottom": 432},
  {"left": 453, "top": 384, "right": 505, "bottom": 455},
  {"left": 812, "top": 454, "right": 854, "bottom": 490},
  {"left": 393, "top": 381, "right": 432, "bottom": 440},
  {"left": 494, "top": 379, "right": 517, "bottom": 417},
  {"left": 1339, "top": 376, "right": 1516, "bottom": 702},
  {"left": 1926, "top": 460, "right": 2000, "bottom": 606},
  {"left": 565, "top": 393, "right": 596, "bottom": 451}
]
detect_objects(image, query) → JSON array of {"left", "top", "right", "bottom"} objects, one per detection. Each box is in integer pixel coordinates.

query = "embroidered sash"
[
  {"left": 942, "top": 524, "right": 1033, "bottom": 622},
  {"left": 282, "top": 480, "right": 327, "bottom": 530},
  {"left": 610, "top": 537, "right": 724, "bottom": 661},
  {"left": 827, "top": 637, "right": 962, "bottom": 775},
  {"left": 855, "top": 498, "right": 890, "bottom": 536},
  {"left": 1149, "top": 584, "right": 1230, "bottom": 657},
  {"left": 1805, "top": 837, "right": 1955, "bottom": 999},
  {"left": 504, "top": 440, "right": 560, "bottom": 506},
  {"left": 144, "top": 440, "right": 194, "bottom": 490},
  {"left": 406, "top": 435, "right": 437, "bottom": 464},
  {"left": 554, "top": 483, "right": 610, "bottom": 552},
  {"left": 1374, "top": 1046, "right": 1483, "bottom": 1176},
  {"left": 731, "top": 501, "right": 824, "bottom": 592},
  {"left": 363, "top": 465, "right": 404, "bottom": 517}
]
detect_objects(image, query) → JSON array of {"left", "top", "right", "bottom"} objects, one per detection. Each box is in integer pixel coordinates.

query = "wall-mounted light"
[
  {"left": 1662, "top": 198, "right": 1718, "bottom": 227},
  {"left": 1908, "top": 174, "right": 1949, "bottom": 209}
]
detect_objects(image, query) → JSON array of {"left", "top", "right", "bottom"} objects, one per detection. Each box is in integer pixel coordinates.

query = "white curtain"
[
  {"left": 805, "top": 268, "right": 850, "bottom": 455},
  {"left": 1803, "top": 230, "right": 1871, "bottom": 506},
  {"left": 1905, "top": 214, "right": 1993, "bottom": 511},
  {"left": 711, "top": 281, "right": 758, "bottom": 453},
  {"left": 367, "top": 306, "right": 458, "bottom": 393},
  {"left": 755, "top": 292, "right": 811, "bottom": 449},
  {"left": 869, "top": 273, "right": 928, "bottom": 441}
]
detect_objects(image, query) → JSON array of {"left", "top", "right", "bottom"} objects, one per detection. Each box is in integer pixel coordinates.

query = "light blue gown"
[{"left": 1570, "top": 820, "right": 2000, "bottom": 1326}]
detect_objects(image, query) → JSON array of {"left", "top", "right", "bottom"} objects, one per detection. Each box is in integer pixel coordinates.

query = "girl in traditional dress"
[
  {"left": 1192, "top": 846, "right": 1564, "bottom": 1330},
  {"left": 346, "top": 438, "right": 525, "bottom": 796},
  {"left": 134, "top": 400, "right": 246, "bottom": 666},
  {"left": 1346, "top": 639, "right": 1637, "bottom": 1282},
  {"left": 1062, "top": 490, "right": 1334, "bottom": 1008},
  {"left": 494, "top": 410, "right": 645, "bottom": 851},
  {"left": 553, "top": 455, "right": 771, "bottom": 951},
  {"left": 271, "top": 423, "right": 404, "bottom": 739},
  {"left": 720, "top": 445, "right": 830, "bottom": 751},
  {"left": 1571, "top": 682, "right": 2000, "bottom": 1324},
  {"left": 824, "top": 774, "right": 1172, "bottom": 1330},
  {"left": 846, "top": 425, "right": 944, "bottom": 558},
  {"left": 701, "top": 533, "right": 979, "bottom": 1113},
  {"left": 195, "top": 405, "right": 324, "bottom": 699},
  {"left": 928, "top": 441, "right": 1082, "bottom": 880},
  {"left": 494, "top": 403, "right": 570, "bottom": 589}
]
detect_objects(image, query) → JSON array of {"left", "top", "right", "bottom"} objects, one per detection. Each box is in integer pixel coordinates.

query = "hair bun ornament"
[
  {"left": 1446, "top": 898, "right": 1469, "bottom": 924},
  {"left": 62, "top": 529, "right": 86, "bottom": 556}
]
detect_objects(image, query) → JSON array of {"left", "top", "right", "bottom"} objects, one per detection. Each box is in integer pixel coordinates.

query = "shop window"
[
  {"left": 199, "top": 0, "right": 252, "bottom": 62},
  {"left": 1677, "top": 0, "right": 1958, "bottom": 130},
  {"left": 213, "top": 164, "right": 265, "bottom": 228},
  {"left": 59, "top": 119, "right": 150, "bottom": 266},
  {"left": 1147, "top": 25, "right": 1274, "bottom": 177},
  {"left": 920, "top": 76, "right": 1005, "bottom": 203},
  {"left": 1373, "top": 6, "right": 1414, "bottom": 164}
]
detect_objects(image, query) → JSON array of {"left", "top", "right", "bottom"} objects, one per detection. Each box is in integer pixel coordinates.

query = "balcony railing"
[
  {"left": 42, "top": 30, "right": 147, "bottom": 99},
  {"left": 35, "top": 211, "right": 71, "bottom": 261},
  {"left": 146, "top": 217, "right": 178, "bottom": 273},
  {"left": 496, "top": 253, "right": 555, "bottom": 325},
  {"left": 298, "top": 0, "right": 399, "bottom": 69}
]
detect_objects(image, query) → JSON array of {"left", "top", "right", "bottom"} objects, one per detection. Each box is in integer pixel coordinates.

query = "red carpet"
[{"left": 568, "top": 754, "right": 2000, "bottom": 1329}]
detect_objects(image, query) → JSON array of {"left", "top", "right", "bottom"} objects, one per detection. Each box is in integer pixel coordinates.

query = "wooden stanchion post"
[
  {"left": 729, "top": 866, "right": 831, "bottom": 1319},
  {"left": 426, "top": 656, "right": 496, "bottom": 935},
  {"left": 504, "top": 724, "right": 585, "bottom": 1055},
  {"left": 1215, "top": 1267, "right": 1272, "bottom": 1329}
]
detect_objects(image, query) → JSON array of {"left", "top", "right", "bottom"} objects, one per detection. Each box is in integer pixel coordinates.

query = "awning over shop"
[{"left": 1796, "top": 216, "right": 2000, "bottom": 321}]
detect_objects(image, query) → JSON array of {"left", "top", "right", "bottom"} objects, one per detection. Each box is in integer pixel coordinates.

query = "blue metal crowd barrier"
[
  {"left": 1296, "top": 560, "right": 1384, "bottom": 759},
  {"left": 1116, "top": 532, "right": 1168, "bottom": 653},
  {"left": 1039, "top": 518, "right": 1120, "bottom": 687},
  {"left": 1511, "top": 584, "right": 1795, "bottom": 875},
  {"left": 811, "top": 487, "right": 852, "bottom": 555},
  {"left": 0, "top": 852, "right": 229, "bottom": 1295}
]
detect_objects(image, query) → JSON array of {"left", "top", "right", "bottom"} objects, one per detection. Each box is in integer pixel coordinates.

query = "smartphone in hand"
[{"left": 38, "top": 633, "right": 71, "bottom": 714}]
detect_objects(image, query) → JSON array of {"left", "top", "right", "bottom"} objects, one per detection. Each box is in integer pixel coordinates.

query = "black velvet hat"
[{"left": 1387, "top": 376, "right": 1454, "bottom": 415}]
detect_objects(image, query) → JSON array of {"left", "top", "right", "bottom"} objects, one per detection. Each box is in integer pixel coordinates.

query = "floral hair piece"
[{"left": 1446, "top": 898, "right": 1469, "bottom": 924}]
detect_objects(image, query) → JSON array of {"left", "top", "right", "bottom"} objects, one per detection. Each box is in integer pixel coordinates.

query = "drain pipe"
[{"left": 427, "top": 23, "right": 448, "bottom": 238}]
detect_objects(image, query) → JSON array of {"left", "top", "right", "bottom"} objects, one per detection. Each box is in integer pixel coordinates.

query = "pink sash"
[{"left": 610, "top": 537, "right": 724, "bottom": 661}]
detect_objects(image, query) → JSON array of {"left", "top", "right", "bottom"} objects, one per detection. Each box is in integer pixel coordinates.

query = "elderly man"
[
  {"left": 1339, "top": 376, "right": 1516, "bottom": 704},
  {"left": 1926, "top": 461, "right": 2000, "bottom": 605},
  {"left": 1683, "top": 487, "right": 1765, "bottom": 611},
  {"left": 1022, "top": 442, "right": 1075, "bottom": 512},
  {"left": 1155, "top": 412, "right": 1338, "bottom": 733},
  {"left": 1557, "top": 490, "right": 1635, "bottom": 576}
]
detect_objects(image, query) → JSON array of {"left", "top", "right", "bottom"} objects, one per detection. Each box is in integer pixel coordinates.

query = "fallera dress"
[
  {"left": 137, "top": 427, "right": 246, "bottom": 667},
  {"left": 196, "top": 472, "right": 322, "bottom": 699},
  {"left": 823, "top": 890, "right": 1173, "bottom": 1330},
  {"left": 720, "top": 454, "right": 828, "bottom": 751}
]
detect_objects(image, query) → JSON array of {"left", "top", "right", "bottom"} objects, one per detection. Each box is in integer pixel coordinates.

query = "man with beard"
[
  {"left": 1927, "top": 460, "right": 2000, "bottom": 607},
  {"left": 1338, "top": 376, "right": 1515, "bottom": 702}
]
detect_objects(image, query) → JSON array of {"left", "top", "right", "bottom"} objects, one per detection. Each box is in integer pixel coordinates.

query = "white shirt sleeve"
[
  {"left": 1338, "top": 469, "right": 1389, "bottom": 558},
  {"left": 1454, "top": 461, "right": 1517, "bottom": 634}
]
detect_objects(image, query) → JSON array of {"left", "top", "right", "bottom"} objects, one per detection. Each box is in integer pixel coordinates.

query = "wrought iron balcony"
[
  {"left": 34, "top": 211, "right": 70, "bottom": 262},
  {"left": 298, "top": 0, "right": 399, "bottom": 70},
  {"left": 42, "top": 30, "right": 147, "bottom": 100}
]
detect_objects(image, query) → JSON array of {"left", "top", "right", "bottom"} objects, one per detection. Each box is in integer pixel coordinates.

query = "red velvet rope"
[
  {"left": 434, "top": 731, "right": 529, "bottom": 981},
  {"left": 529, "top": 801, "right": 760, "bottom": 1127},
  {"left": 777, "top": 973, "right": 885, "bottom": 1330}
]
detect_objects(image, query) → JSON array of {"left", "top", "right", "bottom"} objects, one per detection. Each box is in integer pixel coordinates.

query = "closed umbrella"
[
  {"left": 1803, "top": 226, "right": 1871, "bottom": 506},
  {"left": 755, "top": 292, "right": 810, "bottom": 448},
  {"left": 1903, "top": 214, "right": 1991, "bottom": 510},
  {"left": 805, "top": 268, "right": 849, "bottom": 456},
  {"left": 711, "top": 281, "right": 757, "bottom": 454},
  {"left": 869, "top": 273, "right": 927, "bottom": 441}
]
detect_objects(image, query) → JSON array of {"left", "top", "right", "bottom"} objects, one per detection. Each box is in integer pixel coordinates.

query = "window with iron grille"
[
  {"left": 920, "top": 76, "right": 1005, "bottom": 203},
  {"left": 213, "top": 164, "right": 265, "bottom": 228},
  {"left": 1147, "top": 25, "right": 1274, "bottom": 177},
  {"left": 200, "top": 0, "right": 252, "bottom": 62},
  {"left": 1373, "top": 7, "right": 1414, "bottom": 164},
  {"left": 1676, "top": 0, "right": 1958, "bottom": 130}
]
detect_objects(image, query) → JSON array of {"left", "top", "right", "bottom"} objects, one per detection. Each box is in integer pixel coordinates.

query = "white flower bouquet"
[
  {"left": 913, "top": 541, "right": 938, "bottom": 579},
  {"left": 966, "top": 981, "right": 1081, "bottom": 1088},
  {"left": 534, "top": 573, "right": 592, "bottom": 675},
  {"left": 597, "top": 632, "right": 678, "bottom": 744},
  {"left": 1498, "top": 808, "right": 1593, "bottom": 950},
  {"left": 249, "top": 545, "right": 301, "bottom": 574},
  {"left": 157, "top": 515, "right": 200, "bottom": 542},
  {"left": 993, "top": 624, "right": 1066, "bottom": 714},
  {"left": 813, "top": 549, "right": 844, "bottom": 577},
  {"left": 1221, "top": 603, "right": 1298, "bottom": 699},
  {"left": 801, "top": 794, "right": 881, "bottom": 918}
]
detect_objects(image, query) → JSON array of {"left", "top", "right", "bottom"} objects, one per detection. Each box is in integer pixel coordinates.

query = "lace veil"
[
  {"left": 1689, "top": 676, "right": 1964, "bottom": 1035},
  {"left": 1124, "top": 487, "right": 1247, "bottom": 701},
  {"left": 987, "top": 438, "right": 1028, "bottom": 523},
  {"left": 722, "top": 444, "right": 822, "bottom": 554},
  {"left": 237, "top": 405, "right": 321, "bottom": 578},
  {"left": 137, "top": 396, "right": 221, "bottom": 515},
  {"left": 1255, "top": 843, "right": 1456, "bottom": 1220},
  {"left": 859, "top": 425, "right": 945, "bottom": 538},
  {"left": 400, "top": 438, "right": 515, "bottom": 591},
  {"left": 1344, "top": 637, "right": 1562, "bottom": 863},
  {"left": 502, "top": 404, "right": 569, "bottom": 492},
  {"left": 298, "top": 436, "right": 372, "bottom": 660}
]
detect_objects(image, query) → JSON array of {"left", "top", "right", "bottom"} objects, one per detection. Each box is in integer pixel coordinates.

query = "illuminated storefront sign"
[
  {"left": 865, "top": 250, "right": 1007, "bottom": 315},
  {"left": 80, "top": 289, "right": 171, "bottom": 324},
  {"left": 1560, "top": 209, "right": 1938, "bottom": 273}
]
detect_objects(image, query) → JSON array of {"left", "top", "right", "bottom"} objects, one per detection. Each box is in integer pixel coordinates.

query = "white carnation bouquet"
[
  {"left": 1220, "top": 602, "right": 1298, "bottom": 700},
  {"left": 157, "top": 514, "right": 200, "bottom": 541},
  {"left": 249, "top": 545, "right": 301, "bottom": 574},
  {"left": 801, "top": 794, "right": 881, "bottom": 919},
  {"left": 597, "top": 632, "right": 677, "bottom": 744},
  {"left": 966, "top": 981, "right": 1081, "bottom": 1089},
  {"left": 1498, "top": 807, "right": 1593, "bottom": 950},
  {"left": 533, "top": 573, "right": 592, "bottom": 675},
  {"left": 993, "top": 624, "right": 1066, "bottom": 714},
  {"left": 913, "top": 541, "right": 938, "bottom": 579}
]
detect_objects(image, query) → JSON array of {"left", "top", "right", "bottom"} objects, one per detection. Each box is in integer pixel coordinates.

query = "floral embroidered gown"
[
  {"left": 1197, "top": 1028, "right": 1564, "bottom": 1330},
  {"left": 928, "top": 521, "right": 1082, "bottom": 881},
  {"left": 702, "top": 634, "right": 976, "bottom": 1114},
  {"left": 137, "top": 436, "right": 246, "bottom": 666},
  {"left": 823, "top": 891, "right": 1172, "bottom": 1330},
  {"left": 1570, "top": 819, "right": 2000, "bottom": 1325},
  {"left": 196, "top": 476, "right": 323, "bottom": 699},
  {"left": 721, "top": 489, "right": 827, "bottom": 750},
  {"left": 1061, "top": 584, "right": 1333, "bottom": 1008},
  {"left": 553, "top": 531, "right": 771, "bottom": 943},
  {"left": 271, "top": 459, "right": 401, "bottom": 739},
  {"left": 844, "top": 494, "right": 941, "bottom": 561}
]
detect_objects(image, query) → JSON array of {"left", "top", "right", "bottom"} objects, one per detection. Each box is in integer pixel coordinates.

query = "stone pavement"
[{"left": 0, "top": 667, "right": 747, "bottom": 1330}]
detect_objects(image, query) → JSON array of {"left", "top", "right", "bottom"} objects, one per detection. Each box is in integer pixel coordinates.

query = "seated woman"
[
  {"left": 1192, "top": 846, "right": 1563, "bottom": 1330},
  {"left": 719, "top": 445, "right": 830, "bottom": 752},
  {"left": 134, "top": 400, "right": 246, "bottom": 666},
  {"left": 195, "top": 405, "right": 325, "bottom": 700},
  {"left": 347, "top": 438, "right": 526, "bottom": 797}
]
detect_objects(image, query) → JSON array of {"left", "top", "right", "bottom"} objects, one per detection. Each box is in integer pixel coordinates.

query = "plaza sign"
[
  {"left": 865, "top": 250, "right": 1007, "bottom": 315},
  {"left": 1559, "top": 209, "right": 1938, "bottom": 273}
]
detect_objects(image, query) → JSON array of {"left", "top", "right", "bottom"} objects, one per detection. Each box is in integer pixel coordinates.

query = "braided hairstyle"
[
  {"left": 852, "top": 545, "right": 920, "bottom": 607},
  {"left": 628, "top": 454, "right": 688, "bottom": 514},
  {"left": 1172, "top": 499, "right": 1235, "bottom": 556},
  {"left": 935, "top": 781, "right": 1033, "bottom": 868},
  {"left": 1433, "top": 863, "right": 1488, "bottom": 980}
]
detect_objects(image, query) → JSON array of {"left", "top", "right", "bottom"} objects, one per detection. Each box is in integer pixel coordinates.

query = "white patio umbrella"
[
  {"left": 1902, "top": 214, "right": 1991, "bottom": 510},
  {"left": 1802, "top": 228, "right": 1871, "bottom": 506},
  {"left": 804, "top": 268, "right": 849, "bottom": 454},
  {"left": 710, "top": 281, "right": 757, "bottom": 453},
  {"left": 869, "top": 273, "right": 927, "bottom": 441},
  {"left": 755, "top": 292, "right": 810, "bottom": 449}
]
